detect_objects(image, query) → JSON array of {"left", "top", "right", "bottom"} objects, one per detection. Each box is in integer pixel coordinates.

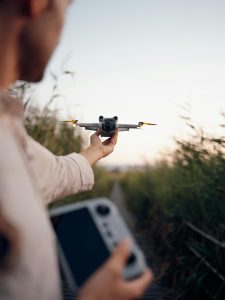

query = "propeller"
[
  {"left": 62, "top": 120, "right": 79, "bottom": 127},
  {"left": 138, "top": 121, "right": 157, "bottom": 127}
]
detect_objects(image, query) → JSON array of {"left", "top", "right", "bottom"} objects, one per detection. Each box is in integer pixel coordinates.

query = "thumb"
[
  {"left": 95, "top": 129, "right": 102, "bottom": 136},
  {"left": 108, "top": 239, "right": 132, "bottom": 270}
]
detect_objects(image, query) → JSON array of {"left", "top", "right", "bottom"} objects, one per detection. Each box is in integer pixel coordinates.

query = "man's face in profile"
[{"left": 19, "top": 0, "right": 72, "bottom": 82}]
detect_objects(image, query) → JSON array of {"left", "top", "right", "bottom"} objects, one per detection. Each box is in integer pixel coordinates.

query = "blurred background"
[
  {"left": 31, "top": 0, "right": 225, "bottom": 167},
  {"left": 20, "top": 1, "right": 225, "bottom": 299}
]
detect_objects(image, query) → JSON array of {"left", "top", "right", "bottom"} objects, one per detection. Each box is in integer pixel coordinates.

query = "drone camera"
[
  {"left": 101, "top": 118, "right": 116, "bottom": 132},
  {"left": 113, "top": 116, "right": 118, "bottom": 121},
  {"left": 99, "top": 116, "right": 104, "bottom": 122}
]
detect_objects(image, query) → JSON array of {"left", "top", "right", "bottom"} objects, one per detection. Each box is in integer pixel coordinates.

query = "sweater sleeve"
[{"left": 27, "top": 136, "right": 94, "bottom": 205}]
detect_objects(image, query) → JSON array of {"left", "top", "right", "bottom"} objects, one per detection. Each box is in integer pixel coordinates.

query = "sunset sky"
[{"left": 35, "top": 0, "right": 225, "bottom": 166}]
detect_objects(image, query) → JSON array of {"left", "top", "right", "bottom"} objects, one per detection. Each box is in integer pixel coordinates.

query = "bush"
[{"left": 121, "top": 121, "right": 225, "bottom": 299}]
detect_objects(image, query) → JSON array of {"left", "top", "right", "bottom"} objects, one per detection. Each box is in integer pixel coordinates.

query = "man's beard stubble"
[{"left": 18, "top": 27, "right": 48, "bottom": 83}]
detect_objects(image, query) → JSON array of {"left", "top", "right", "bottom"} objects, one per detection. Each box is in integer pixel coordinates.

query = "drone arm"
[
  {"left": 118, "top": 128, "right": 130, "bottom": 132},
  {"left": 77, "top": 123, "right": 99, "bottom": 130},
  {"left": 118, "top": 124, "right": 139, "bottom": 129},
  {"left": 84, "top": 127, "right": 99, "bottom": 131}
]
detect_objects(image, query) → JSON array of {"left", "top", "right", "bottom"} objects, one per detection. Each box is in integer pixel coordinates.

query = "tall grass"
[
  {"left": 123, "top": 121, "right": 225, "bottom": 237},
  {"left": 121, "top": 120, "right": 225, "bottom": 299},
  {"left": 12, "top": 80, "right": 114, "bottom": 206}
]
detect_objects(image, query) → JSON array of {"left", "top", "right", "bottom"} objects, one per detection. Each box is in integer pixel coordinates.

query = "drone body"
[{"left": 62, "top": 116, "right": 156, "bottom": 137}]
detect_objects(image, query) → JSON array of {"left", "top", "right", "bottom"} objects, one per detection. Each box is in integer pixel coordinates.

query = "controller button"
[
  {"left": 96, "top": 205, "right": 110, "bottom": 216},
  {"left": 127, "top": 253, "right": 137, "bottom": 265},
  {"left": 106, "top": 231, "right": 112, "bottom": 237}
]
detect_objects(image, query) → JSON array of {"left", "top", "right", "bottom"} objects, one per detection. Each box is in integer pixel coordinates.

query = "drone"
[{"left": 62, "top": 116, "right": 156, "bottom": 137}]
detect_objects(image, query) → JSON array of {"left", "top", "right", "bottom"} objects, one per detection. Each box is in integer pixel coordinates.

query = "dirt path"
[{"left": 110, "top": 182, "right": 174, "bottom": 300}]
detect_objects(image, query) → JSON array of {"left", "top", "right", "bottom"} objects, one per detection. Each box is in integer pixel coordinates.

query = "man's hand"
[
  {"left": 80, "top": 129, "right": 118, "bottom": 166},
  {"left": 76, "top": 240, "right": 154, "bottom": 300}
]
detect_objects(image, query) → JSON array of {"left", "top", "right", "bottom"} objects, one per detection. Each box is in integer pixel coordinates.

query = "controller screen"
[{"left": 51, "top": 207, "right": 110, "bottom": 287}]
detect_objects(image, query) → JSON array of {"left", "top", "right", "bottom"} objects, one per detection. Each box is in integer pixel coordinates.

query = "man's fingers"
[
  {"left": 111, "top": 129, "right": 119, "bottom": 145},
  {"left": 107, "top": 239, "right": 132, "bottom": 271},
  {"left": 102, "top": 130, "right": 119, "bottom": 146},
  {"left": 124, "top": 269, "right": 154, "bottom": 298},
  {"left": 90, "top": 130, "right": 101, "bottom": 143},
  {"left": 95, "top": 129, "right": 102, "bottom": 137}
]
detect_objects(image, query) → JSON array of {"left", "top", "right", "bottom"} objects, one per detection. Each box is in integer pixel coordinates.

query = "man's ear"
[{"left": 23, "top": 0, "right": 48, "bottom": 18}]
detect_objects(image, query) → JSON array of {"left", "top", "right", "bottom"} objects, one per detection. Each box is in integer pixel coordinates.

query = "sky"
[{"left": 35, "top": 0, "right": 225, "bottom": 166}]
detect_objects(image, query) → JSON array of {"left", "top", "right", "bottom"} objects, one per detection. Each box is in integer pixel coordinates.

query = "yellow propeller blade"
[
  {"left": 139, "top": 121, "right": 157, "bottom": 126},
  {"left": 61, "top": 120, "right": 79, "bottom": 127}
]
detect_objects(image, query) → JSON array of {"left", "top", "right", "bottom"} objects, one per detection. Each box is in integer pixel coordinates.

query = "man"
[{"left": 0, "top": 1, "right": 153, "bottom": 299}]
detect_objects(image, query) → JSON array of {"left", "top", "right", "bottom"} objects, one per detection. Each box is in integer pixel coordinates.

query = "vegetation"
[
  {"left": 121, "top": 119, "right": 225, "bottom": 299},
  {"left": 15, "top": 77, "right": 225, "bottom": 298},
  {"left": 13, "top": 80, "right": 114, "bottom": 207}
]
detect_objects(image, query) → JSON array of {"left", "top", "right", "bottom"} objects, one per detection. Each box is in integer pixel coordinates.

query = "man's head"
[{"left": 0, "top": 0, "right": 72, "bottom": 83}]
